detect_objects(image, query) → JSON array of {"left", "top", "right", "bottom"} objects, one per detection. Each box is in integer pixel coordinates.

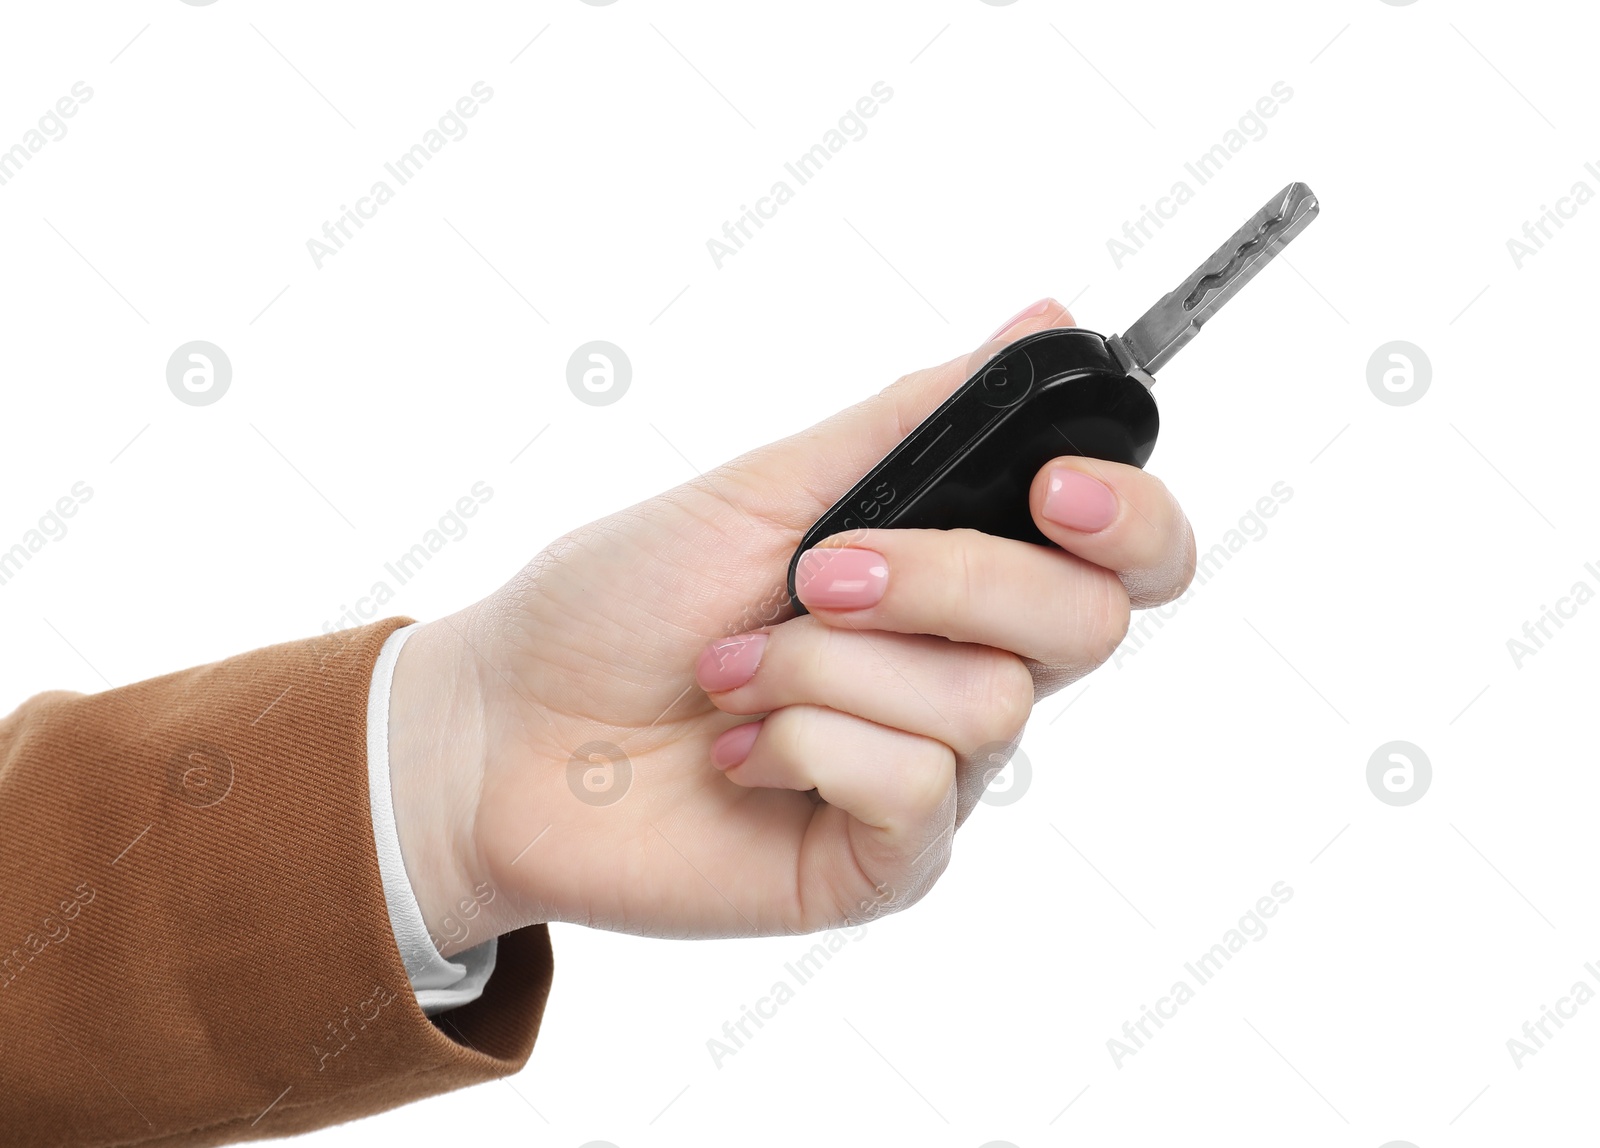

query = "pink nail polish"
[
  {"left": 986, "top": 298, "right": 1053, "bottom": 342},
  {"left": 1042, "top": 468, "right": 1118, "bottom": 532},
  {"left": 795, "top": 548, "right": 889, "bottom": 610},
  {"left": 712, "top": 722, "right": 762, "bottom": 770},
  {"left": 697, "top": 633, "right": 768, "bottom": 693}
]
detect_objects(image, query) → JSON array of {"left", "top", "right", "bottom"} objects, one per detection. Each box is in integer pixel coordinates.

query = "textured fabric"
[
  {"left": 0, "top": 618, "right": 554, "bottom": 1147},
  {"left": 365, "top": 621, "right": 497, "bottom": 1013}
]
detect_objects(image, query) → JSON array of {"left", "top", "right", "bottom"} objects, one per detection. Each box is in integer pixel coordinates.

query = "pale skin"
[{"left": 388, "top": 300, "right": 1197, "bottom": 957}]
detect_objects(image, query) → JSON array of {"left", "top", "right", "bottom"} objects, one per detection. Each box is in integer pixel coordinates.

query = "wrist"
[{"left": 387, "top": 614, "right": 494, "bottom": 959}]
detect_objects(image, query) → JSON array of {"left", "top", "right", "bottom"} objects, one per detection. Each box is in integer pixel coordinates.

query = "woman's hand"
[{"left": 388, "top": 300, "right": 1196, "bottom": 955}]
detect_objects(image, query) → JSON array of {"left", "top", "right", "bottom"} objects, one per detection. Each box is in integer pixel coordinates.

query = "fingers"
[
  {"left": 792, "top": 527, "right": 1132, "bottom": 673},
  {"left": 696, "top": 616, "right": 1033, "bottom": 756},
  {"left": 1028, "top": 458, "right": 1197, "bottom": 608},
  {"left": 713, "top": 705, "right": 954, "bottom": 829},
  {"left": 711, "top": 705, "right": 957, "bottom": 899}
]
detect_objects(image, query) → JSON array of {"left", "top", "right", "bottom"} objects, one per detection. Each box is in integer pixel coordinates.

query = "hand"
[{"left": 388, "top": 300, "right": 1196, "bottom": 955}]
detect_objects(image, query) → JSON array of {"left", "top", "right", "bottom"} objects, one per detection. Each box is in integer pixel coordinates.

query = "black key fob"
[
  {"left": 786, "top": 326, "right": 1158, "bottom": 614},
  {"left": 784, "top": 183, "right": 1325, "bottom": 614}
]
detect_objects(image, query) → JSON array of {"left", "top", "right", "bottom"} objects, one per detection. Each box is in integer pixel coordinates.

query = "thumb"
[{"left": 717, "top": 298, "right": 1077, "bottom": 531}]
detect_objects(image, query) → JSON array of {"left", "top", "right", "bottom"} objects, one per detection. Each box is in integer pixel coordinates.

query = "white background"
[{"left": 2, "top": 1, "right": 1596, "bottom": 1145}]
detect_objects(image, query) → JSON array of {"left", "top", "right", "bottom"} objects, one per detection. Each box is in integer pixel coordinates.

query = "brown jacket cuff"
[{"left": 0, "top": 618, "right": 554, "bottom": 1147}]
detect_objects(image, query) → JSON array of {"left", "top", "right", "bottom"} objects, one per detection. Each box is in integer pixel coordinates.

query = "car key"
[{"left": 786, "top": 180, "right": 1321, "bottom": 614}]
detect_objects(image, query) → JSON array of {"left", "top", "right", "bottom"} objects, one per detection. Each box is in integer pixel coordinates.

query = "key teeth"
[
  {"left": 1115, "top": 181, "right": 1320, "bottom": 378},
  {"left": 1181, "top": 183, "right": 1316, "bottom": 312}
]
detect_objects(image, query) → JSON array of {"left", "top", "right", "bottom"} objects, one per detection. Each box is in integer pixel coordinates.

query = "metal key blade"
[{"left": 1111, "top": 181, "right": 1319, "bottom": 381}]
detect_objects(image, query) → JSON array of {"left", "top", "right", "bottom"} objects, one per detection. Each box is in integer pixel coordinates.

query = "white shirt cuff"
[{"left": 366, "top": 622, "right": 497, "bottom": 1015}]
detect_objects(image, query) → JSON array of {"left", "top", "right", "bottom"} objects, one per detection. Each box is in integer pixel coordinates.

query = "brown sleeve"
[{"left": 0, "top": 617, "right": 554, "bottom": 1147}]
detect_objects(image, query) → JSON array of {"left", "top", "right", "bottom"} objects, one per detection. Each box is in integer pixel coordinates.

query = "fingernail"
[
  {"left": 696, "top": 633, "right": 768, "bottom": 693},
  {"left": 986, "top": 298, "right": 1053, "bottom": 343},
  {"left": 1042, "top": 468, "right": 1118, "bottom": 532},
  {"left": 795, "top": 547, "right": 889, "bottom": 610},
  {"left": 712, "top": 721, "right": 762, "bottom": 770}
]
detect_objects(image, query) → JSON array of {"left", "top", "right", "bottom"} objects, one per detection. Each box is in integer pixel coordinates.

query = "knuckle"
[
  {"left": 884, "top": 369, "right": 919, "bottom": 395},
  {"left": 762, "top": 704, "right": 810, "bottom": 764},
  {"left": 789, "top": 617, "right": 832, "bottom": 694},
  {"left": 1097, "top": 584, "right": 1134, "bottom": 662},
  {"left": 1066, "top": 570, "right": 1130, "bottom": 667},
  {"left": 996, "top": 654, "right": 1038, "bottom": 733},
  {"left": 968, "top": 651, "right": 1034, "bottom": 747},
  {"left": 943, "top": 529, "right": 990, "bottom": 622},
  {"left": 879, "top": 369, "right": 938, "bottom": 439},
  {"left": 1099, "top": 579, "right": 1134, "bottom": 657},
  {"left": 896, "top": 741, "right": 956, "bottom": 822}
]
